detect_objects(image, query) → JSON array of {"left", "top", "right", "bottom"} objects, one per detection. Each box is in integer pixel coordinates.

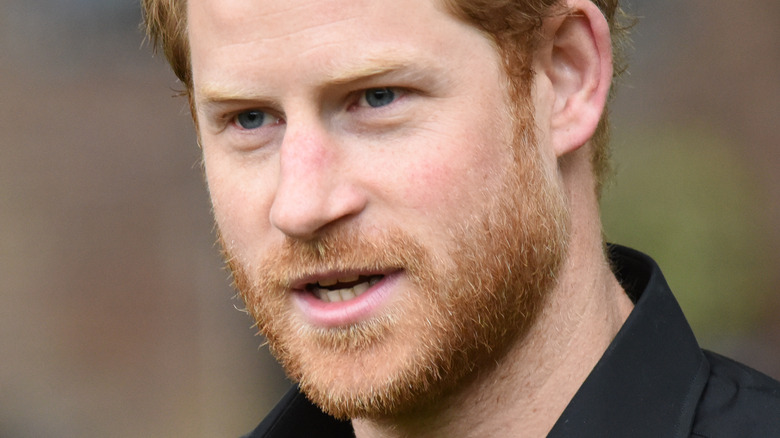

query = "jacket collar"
[{"left": 548, "top": 245, "right": 709, "bottom": 437}]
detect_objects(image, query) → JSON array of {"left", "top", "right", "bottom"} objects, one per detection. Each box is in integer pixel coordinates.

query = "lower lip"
[{"left": 292, "top": 272, "right": 401, "bottom": 328}]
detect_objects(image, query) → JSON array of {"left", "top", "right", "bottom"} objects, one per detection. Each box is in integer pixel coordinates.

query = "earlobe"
[{"left": 538, "top": 0, "right": 613, "bottom": 157}]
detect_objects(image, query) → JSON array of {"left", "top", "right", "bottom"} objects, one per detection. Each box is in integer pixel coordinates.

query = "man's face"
[{"left": 189, "top": 0, "right": 568, "bottom": 418}]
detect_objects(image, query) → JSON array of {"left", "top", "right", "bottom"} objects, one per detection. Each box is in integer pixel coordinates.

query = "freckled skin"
[
  {"left": 189, "top": 0, "right": 567, "bottom": 415},
  {"left": 178, "top": 0, "right": 636, "bottom": 435},
  {"left": 190, "top": 0, "right": 522, "bottom": 260}
]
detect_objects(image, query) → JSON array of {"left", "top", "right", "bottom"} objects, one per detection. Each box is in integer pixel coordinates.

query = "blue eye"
[
  {"left": 363, "top": 88, "right": 396, "bottom": 108},
  {"left": 235, "top": 110, "right": 268, "bottom": 130}
]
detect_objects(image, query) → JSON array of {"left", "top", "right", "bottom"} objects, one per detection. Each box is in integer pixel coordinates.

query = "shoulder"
[{"left": 691, "top": 350, "right": 780, "bottom": 437}]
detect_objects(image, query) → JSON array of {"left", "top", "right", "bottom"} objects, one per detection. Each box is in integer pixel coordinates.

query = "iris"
[
  {"left": 236, "top": 110, "right": 266, "bottom": 130},
  {"left": 364, "top": 88, "right": 396, "bottom": 108}
]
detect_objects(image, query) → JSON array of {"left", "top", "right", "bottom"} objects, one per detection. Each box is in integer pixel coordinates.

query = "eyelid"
[{"left": 197, "top": 98, "right": 280, "bottom": 128}]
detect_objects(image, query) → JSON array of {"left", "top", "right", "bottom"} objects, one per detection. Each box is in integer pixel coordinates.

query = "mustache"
[{"left": 220, "top": 226, "right": 430, "bottom": 290}]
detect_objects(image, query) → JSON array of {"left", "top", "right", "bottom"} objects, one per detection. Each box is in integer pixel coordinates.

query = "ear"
[{"left": 535, "top": 0, "right": 613, "bottom": 157}]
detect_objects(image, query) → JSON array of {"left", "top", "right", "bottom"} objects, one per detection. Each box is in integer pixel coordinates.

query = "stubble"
[{"left": 224, "top": 104, "right": 570, "bottom": 419}]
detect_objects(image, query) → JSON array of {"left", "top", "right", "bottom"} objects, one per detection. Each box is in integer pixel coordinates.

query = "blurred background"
[{"left": 1, "top": 0, "right": 778, "bottom": 436}]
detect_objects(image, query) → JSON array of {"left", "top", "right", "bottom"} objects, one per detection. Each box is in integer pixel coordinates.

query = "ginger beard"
[{"left": 222, "top": 102, "right": 570, "bottom": 420}]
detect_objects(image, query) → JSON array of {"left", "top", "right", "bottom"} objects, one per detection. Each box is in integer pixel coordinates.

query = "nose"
[{"left": 269, "top": 124, "right": 366, "bottom": 240}]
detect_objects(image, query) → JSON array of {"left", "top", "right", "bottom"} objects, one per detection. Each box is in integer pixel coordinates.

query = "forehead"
[
  {"left": 186, "top": 0, "right": 498, "bottom": 92},
  {"left": 188, "top": 0, "right": 455, "bottom": 44}
]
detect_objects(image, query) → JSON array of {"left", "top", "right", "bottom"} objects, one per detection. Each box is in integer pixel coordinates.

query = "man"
[{"left": 142, "top": 0, "right": 780, "bottom": 436}]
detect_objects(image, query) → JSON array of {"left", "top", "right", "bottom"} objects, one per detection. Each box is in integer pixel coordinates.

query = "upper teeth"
[
  {"left": 318, "top": 275, "right": 358, "bottom": 287},
  {"left": 314, "top": 276, "right": 380, "bottom": 303}
]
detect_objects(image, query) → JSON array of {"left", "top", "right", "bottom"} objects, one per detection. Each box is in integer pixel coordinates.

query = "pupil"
[
  {"left": 365, "top": 88, "right": 395, "bottom": 108},
  {"left": 237, "top": 110, "right": 265, "bottom": 129}
]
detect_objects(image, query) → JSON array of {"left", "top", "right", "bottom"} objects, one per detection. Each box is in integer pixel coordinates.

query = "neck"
[{"left": 352, "top": 170, "right": 634, "bottom": 438}]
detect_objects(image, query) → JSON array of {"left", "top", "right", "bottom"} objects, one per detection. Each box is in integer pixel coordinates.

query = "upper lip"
[{"left": 290, "top": 269, "right": 396, "bottom": 291}]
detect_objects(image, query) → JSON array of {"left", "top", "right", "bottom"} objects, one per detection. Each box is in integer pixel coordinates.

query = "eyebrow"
[
  {"left": 323, "top": 57, "right": 412, "bottom": 85},
  {"left": 195, "top": 54, "right": 440, "bottom": 108},
  {"left": 196, "top": 82, "right": 272, "bottom": 107}
]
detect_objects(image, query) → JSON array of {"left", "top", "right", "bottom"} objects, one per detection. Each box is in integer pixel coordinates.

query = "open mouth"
[{"left": 305, "top": 275, "right": 384, "bottom": 303}]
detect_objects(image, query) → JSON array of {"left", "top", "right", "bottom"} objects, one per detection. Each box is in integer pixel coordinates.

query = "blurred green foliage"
[{"left": 601, "top": 124, "right": 776, "bottom": 345}]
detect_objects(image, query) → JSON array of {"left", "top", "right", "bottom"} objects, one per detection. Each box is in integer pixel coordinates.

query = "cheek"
[
  {"left": 204, "top": 152, "right": 277, "bottom": 256},
  {"left": 379, "top": 137, "right": 506, "bottom": 218},
  {"left": 400, "top": 159, "right": 455, "bottom": 207}
]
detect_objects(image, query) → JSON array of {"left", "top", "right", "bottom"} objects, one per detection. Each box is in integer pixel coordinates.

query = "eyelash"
[
  {"left": 230, "top": 110, "right": 284, "bottom": 131},
  {"left": 223, "top": 86, "right": 411, "bottom": 133}
]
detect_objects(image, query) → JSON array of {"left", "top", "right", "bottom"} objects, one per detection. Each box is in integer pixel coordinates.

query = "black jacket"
[{"left": 244, "top": 246, "right": 780, "bottom": 437}]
